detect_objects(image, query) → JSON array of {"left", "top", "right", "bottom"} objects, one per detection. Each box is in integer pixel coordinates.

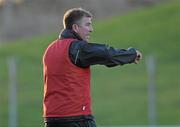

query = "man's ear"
[{"left": 72, "top": 24, "right": 79, "bottom": 33}]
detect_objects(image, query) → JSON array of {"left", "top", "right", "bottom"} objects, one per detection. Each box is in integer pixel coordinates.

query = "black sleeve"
[{"left": 69, "top": 41, "right": 137, "bottom": 68}]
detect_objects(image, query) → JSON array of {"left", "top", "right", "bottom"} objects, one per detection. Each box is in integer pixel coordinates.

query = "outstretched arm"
[{"left": 69, "top": 41, "right": 142, "bottom": 68}]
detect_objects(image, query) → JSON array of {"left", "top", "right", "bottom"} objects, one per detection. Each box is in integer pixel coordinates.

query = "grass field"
[{"left": 0, "top": 1, "right": 180, "bottom": 127}]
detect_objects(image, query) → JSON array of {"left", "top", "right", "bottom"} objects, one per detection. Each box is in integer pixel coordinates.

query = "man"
[{"left": 43, "top": 8, "right": 142, "bottom": 127}]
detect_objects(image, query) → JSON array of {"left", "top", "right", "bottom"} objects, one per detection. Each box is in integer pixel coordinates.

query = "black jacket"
[{"left": 60, "top": 29, "right": 137, "bottom": 68}]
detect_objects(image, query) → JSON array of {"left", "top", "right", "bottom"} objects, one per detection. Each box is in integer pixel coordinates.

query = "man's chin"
[{"left": 83, "top": 38, "right": 88, "bottom": 42}]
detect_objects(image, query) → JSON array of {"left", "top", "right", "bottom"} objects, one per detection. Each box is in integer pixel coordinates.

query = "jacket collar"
[{"left": 59, "top": 29, "right": 83, "bottom": 40}]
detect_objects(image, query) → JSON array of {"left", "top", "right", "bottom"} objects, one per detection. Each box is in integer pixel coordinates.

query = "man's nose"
[{"left": 89, "top": 26, "right": 93, "bottom": 32}]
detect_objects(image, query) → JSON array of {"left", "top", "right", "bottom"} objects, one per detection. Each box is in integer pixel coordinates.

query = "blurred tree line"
[{"left": 0, "top": 0, "right": 171, "bottom": 42}]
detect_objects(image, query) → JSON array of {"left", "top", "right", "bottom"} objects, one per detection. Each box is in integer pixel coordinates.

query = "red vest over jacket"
[{"left": 43, "top": 39, "right": 91, "bottom": 117}]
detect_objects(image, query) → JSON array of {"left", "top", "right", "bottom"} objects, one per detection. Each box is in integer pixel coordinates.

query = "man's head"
[{"left": 63, "top": 8, "right": 93, "bottom": 41}]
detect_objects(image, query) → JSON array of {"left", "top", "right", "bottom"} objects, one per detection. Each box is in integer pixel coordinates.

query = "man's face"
[{"left": 75, "top": 17, "right": 93, "bottom": 41}]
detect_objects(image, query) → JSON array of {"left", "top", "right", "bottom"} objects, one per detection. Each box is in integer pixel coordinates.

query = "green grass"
[{"left": 0, "top": 1, "right": 180, "bottom": 126}]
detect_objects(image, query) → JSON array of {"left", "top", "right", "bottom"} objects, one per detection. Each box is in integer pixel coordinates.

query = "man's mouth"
[
  {"left": 86, "top": 34, "right": 90, "bottom": 38},
  {"left": 85, "top": 35, "right": 88, "bottom": 38}
]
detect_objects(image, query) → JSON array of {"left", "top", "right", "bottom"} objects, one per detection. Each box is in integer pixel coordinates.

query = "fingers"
[{"left": 134, "top": 50, "right": 142, "bottom": 64}]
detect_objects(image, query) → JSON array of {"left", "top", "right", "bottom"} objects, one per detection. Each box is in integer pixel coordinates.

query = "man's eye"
[
  {"left": 86, "top": 24, "right": 91, "bottom": 26},
  {"left": 86, "top": 24, "right": 89, "bottom": 26}
]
